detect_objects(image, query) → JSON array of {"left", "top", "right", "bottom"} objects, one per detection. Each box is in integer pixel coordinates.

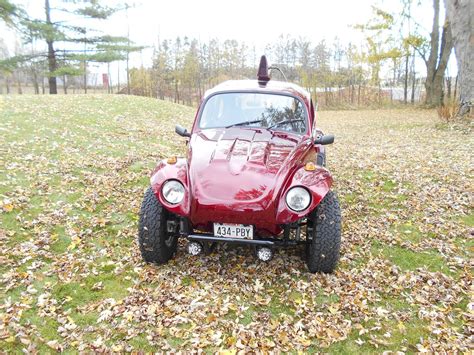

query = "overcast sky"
[{"left": 1, "top": 0, "right": 457, "bottom": 83}]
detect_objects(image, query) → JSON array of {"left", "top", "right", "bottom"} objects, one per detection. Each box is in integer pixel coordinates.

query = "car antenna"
[
  {"left": 268, "top": 65, "right": 288, "bottom": 82},
  {"left": 257, "top": 55, "right": 270, "bottom": 86}
]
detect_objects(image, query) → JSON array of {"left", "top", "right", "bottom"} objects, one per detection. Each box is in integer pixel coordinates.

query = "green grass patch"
[
  {"left": 127, "top": 334, "right": 155, "bottom": 352},
  {"left": 314, "top": 291, "right": 340, "bottom": 305},
  {"left": 328, "top": 316, "right": 428, "bottom": 353},
  {"left": 458, "top": 212, "right": 474, "bottom": 227},
  {"left": 50, "top": 226, "right": 71, "bottom": 253},
  {"left": 268, "top": 295, "right": 296, "bottom": 318},
  {"left": 53, "top": 274, "right": 132, "bottom": 311},
  {"left": 21, "top": 308, "right": 61, "bottom": 340},
  {"left": 373, "top": 242, "right": 453, "bottom": 275},
  {"left": 393, "top": 223, "right": 423, "bottom": 243},
  {"left": 381, "top": 179, "right": 397, "bottom": 192},
  {"left": 341, "top": 192, "right": 358, "bottom": 205},
  {"left": 240, "top": 305, "right": 255, "bottom": 325},
  {"left": 362, "top": 170, "right": 376, "bottom": 182}
]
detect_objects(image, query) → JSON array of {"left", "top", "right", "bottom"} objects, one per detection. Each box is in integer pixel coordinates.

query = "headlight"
[
  {"left": 162, "top": 180, "right": 185, "bottom": 204},
  {"left": 285, "top": 186, "right": 311, "bottom": 211}
]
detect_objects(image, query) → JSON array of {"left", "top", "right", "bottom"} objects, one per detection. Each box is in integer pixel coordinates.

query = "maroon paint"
[
  {"left": 150, "top": 158, "right": 190, "bottom": 216},
  {"left": 150, "top": 80, "right": 332, "bottom": 236}
]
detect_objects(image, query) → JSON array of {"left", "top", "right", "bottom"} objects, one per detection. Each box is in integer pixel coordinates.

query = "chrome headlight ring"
[
  {"left": 162, "top": 180, "right": 185, "bottom": 204},
  {"left": 285, "top": 186, "right": 311, "bottom": 212}
]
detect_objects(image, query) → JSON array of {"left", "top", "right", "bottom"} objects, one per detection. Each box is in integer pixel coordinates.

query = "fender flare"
[
  {"left": 275, "top": 166, "right": 333, "bottom": 224},
  {"left": 150, "top": 158, "right": 190, "bottom": 216}
]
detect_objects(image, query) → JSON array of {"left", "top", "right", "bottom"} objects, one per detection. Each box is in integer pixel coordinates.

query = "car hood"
[{"left": 188, "top": 127, "right": 308, "bottom": 204}]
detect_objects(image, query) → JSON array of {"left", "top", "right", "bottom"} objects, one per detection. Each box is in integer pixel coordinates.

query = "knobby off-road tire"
[
  {"left": 306, "top": 190, "right": 342, "bottom": 273},
  {"left": 138, "top": 187, "right": 177, "bottom": 264}
]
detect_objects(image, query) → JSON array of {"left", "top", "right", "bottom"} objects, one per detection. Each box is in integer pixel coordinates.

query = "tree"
[
  {"left": 367, "top": 0, "right": 453, "bottom": 107},
  {"left": 1, "top": 0, "right": 129, "bottom": 94},
  {"left": 152, "top": 40, "right": 172, "bottom": 99},
  {"left": 43, "top": 0, "right": 57, "bottom": 93},
  {"left": 0, "top": 0, "right": 22, "bottom": 27},
  {"left": 399, "top": 0, "right": 416, "bottom": 104},
  {"left": 0, "top": 38, "right": 12, "bottom": 93},
  {"left": 182, "top": 39, "right": 201, "bottom": 103},
  {"left": 423, "top": 0, "right": 453, "bottom": 106},
  {"left": 94, "top": 38, "right": 145, "bottom": 93},
  {"left": 444, "top": 0, "right": 473, "bottom": 115},
  {"left": 355, "top": 7, "right": 402, "bottom": 90}
]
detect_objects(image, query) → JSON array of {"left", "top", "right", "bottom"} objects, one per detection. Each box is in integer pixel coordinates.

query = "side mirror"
[
  {"left": 175, "top": 124, "right": 191, "bottom": 138},
  {"left": 314, "top": 134, "right": 334, "bottom": 145}
]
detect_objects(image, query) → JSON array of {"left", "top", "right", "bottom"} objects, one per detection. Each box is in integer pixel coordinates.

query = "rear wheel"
[
  {"left": 138, "top": 187, "right": 177, "bottom": 264},
  {"left": 306, "top": 191, "right": 341, "bottom": 273}
]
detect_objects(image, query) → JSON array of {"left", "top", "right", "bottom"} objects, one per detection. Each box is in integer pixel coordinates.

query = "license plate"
[{"left": 213, "top": 223, "right": 253, "bottom": 239}]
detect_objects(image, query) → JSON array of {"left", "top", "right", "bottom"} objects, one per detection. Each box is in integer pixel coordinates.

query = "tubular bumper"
[{"left": 187, "top": 234, "right": 303, "bottom": 247}]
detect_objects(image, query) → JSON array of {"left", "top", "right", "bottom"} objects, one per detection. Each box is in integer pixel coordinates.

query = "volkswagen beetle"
[{"left": 138, "top": 56, "right": 341, "bottom": 273}]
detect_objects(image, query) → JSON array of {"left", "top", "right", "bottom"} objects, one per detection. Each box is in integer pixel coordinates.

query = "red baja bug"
[{"left": 138, "top": 56, "right": 341, "bottom": 273}]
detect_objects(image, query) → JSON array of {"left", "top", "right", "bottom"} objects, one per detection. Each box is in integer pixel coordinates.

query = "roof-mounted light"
[{"left": 257, "top": 55, "right": 270, "bottom": 86}]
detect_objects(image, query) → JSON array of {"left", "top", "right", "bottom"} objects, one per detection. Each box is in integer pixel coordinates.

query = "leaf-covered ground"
[{"left": 0, "top": 95, "right": 472, "bottom": 353}]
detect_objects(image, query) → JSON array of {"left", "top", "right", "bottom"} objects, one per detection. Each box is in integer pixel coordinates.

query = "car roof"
[{"left": 203, "top": 80, "right": 311, "bottom": 104}]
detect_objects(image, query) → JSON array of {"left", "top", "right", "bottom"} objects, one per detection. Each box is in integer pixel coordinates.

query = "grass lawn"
[{"left": 0, "top": 94, "right": 472, "bottom": 352}]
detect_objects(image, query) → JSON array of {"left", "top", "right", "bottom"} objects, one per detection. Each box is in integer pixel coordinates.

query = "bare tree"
[
  {"left": 444, "top": 0, "right": 473, "bottom": 115},
  {"left": 424, "top": 0, "right": 454, "bottom": 106}
]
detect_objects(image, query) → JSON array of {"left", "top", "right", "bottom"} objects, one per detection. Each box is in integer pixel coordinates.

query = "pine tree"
[{"left": 0, "top": 0, "right": 138, "bottom": 94}]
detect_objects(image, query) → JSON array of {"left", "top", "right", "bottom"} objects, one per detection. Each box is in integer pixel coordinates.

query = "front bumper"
[{"left": 186, "top": 233, "right": 303, "bottom": 247}]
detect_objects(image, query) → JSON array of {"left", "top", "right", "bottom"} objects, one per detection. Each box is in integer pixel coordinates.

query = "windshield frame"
[{"left": 195, "top": 90, "right": 310, "bottom": 136}]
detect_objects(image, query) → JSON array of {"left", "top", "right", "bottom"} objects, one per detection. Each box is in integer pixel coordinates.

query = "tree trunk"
[
  {"left": 32, "top": 70, "right": 39, "bottom": 94},
  {"left": 45, "top": 0, "right": 57, "bottom": 94},
  {"left": 446, "top": 77, "right": 452, "bottom": 99},
  {"left": 126, "top": 5, "right": 131, "bottom": 95},
  {"left": 107, "top": 62, "right": 111, "bottom": 94},
  {"left": 426, "top": 76, "right": 446, "bottom": 106},
  {"left": 16, "top": 72, "right": 22, "bottom": 94},
  {"left": 424, "top": 0, "right": 453, "bottom": 106},
  {"left": 410, "top": 51, "right": 416, "bottom": 103},
  {"left": 84, "top": 61, "right": 87, "bottom": 94},
  {"left": 404, "top": 53, "right": 409, "bottom": 104},
  {"left": 83, "top": 33, "right": 87, "bottom": 94},
  {"left": 117, "top": 61, "right": 120, "bottom": 92},
  {"left": 174, "top": 80, "right": 178, "bottom": 103},
  {"left": 126, "top": 52, "right": 130, "bottom": 94},
  {"left": 453, "top": 74, "right": 458, "bottom": 101},
  {"left": 444, "top": 0, "right": 473, "bottom": 115},
  {"left": 378, "top": 82, "right": 382, "bottom": 105}
]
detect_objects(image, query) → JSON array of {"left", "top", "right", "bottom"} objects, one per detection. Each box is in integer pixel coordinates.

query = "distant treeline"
[
  {"left": 124, "top": 35, "right": 456, "bottom": 109},
  {"left": 1, "top": 34, "right": 458, "bottom": 109}
]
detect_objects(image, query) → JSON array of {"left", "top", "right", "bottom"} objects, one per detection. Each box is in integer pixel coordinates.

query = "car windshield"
[{"left": 199, "top": 92, "right": 307, "bottom": 134}]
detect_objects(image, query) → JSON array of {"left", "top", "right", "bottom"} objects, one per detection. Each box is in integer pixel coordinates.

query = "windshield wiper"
[
  {"left": 268, "top": 119, "right": 305, "bottom": 129},
  {"left": 225, "top": 119, "right": 263, "bottom": 129}
]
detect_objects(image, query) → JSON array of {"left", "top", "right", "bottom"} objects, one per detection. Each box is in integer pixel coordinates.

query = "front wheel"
[
  {"left": 306, "top": 191, "right": 342, "bottom": 273},
  {"left": 138, "top": 187, "right": 177, "bottom": 264}
]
